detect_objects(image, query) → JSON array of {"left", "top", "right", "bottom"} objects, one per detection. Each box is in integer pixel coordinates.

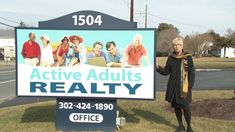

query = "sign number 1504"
[{"left": 72, "top": 15, "right": 102, "bottom": 26}]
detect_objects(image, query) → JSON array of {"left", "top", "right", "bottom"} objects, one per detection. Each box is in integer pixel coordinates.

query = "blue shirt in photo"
[{"left": 106, "top": 48, "right": 124, "bottom": 63}]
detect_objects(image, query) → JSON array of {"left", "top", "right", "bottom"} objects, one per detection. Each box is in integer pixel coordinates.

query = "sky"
[{"left": 0, "top": 0, "right": 235, "bottom": 36}]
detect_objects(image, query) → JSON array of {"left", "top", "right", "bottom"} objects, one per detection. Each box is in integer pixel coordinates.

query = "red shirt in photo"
[
  {"left": 21, "top": 41, "right": 41, "bottom": 59},
  {"left": 126, "top": 43, "right": 147, "bottom": 65}
]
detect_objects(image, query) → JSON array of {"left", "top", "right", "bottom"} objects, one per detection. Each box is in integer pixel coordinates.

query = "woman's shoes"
[
  {"left": 186, "top": 126, "right": 194, "bottom": 132},
  {"left": 175, "top": 125, "right": 185, "bottom": 132},
  {"left": 175, "top": 126, "right": 194, "bottom": 132}
]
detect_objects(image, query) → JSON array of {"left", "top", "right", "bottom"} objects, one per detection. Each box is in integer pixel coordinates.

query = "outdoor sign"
[
  {"left": 15, "top": 28, "right": 156, "bottom": 100},
  {"left": 56, "top": 98, "right": 116, "bottom": 131},
  {"left": 15, "top": 10, "right": 157, "bottom": 132}
]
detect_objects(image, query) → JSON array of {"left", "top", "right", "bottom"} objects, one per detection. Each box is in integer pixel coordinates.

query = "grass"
[
  {"left": 0, "top": 101, "right": 56, "bottom": 132},
  {"left": 157, "top": 57, "right": 235, "bottom": 69},
  {"left": 0, "top": 90, "right": 234, "bottom": 132}
]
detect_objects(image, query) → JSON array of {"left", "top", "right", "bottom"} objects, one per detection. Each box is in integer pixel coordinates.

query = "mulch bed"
[{"left": 164, "top": 99, "right": 235, "bottom": 120}]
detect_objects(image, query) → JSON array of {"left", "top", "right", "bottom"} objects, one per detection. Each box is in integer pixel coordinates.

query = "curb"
[
  {"left": 196, "top": 69, "right": 222, "bottom": 72},
  {"left": 0, "top": 97, "right": 54, "bottom": 108},
  {"left": 196, "top": 69, "right": 235, "bottom": 72}
]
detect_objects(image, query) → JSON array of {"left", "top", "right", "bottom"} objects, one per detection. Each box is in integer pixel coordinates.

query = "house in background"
[
  {"left": 203, "top": 42, "right": 235, "bottom": 58},
  {"left": 0, "top": 38, "right": 15, "bottom": 60},
  {"left": 221, "top": 47, "right": 235, "bottom": 58}
]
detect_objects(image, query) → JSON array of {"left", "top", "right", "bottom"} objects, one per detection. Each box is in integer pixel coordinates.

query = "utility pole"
[
  {"left": 130, "top": 0, "right": 134, "bottom": 22},
  {"left": 145, "top": 4, "right": 147, "bottom": 28}
]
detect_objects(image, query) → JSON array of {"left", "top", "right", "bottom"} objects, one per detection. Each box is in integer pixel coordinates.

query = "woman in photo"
[
  {"left": 53, "top": 36, "right": 70, "bottom": 66},
  {"left": 68, "top": 35, "right": 87, "bottom": 66},
  {"left": 40, "top": 35, "right": 54, "bottom": 67}
]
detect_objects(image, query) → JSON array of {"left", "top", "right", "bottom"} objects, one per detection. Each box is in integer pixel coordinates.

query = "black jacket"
[{"left": 156, "top": 54, "right": 195, "bottom": 103}]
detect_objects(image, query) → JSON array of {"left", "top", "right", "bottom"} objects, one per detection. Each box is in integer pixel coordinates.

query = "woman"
[
  {"left": 156, "top": 37, "right": 195, "bottom": 132},
  {"left": 68, "top": 35, "right": 87, "bottom": 66},
  {"left": 40, "top": 35, "right": 54, "bottom": 67},
  {"left": 53, "top": 36, "right": 70, "bottom": 66}
]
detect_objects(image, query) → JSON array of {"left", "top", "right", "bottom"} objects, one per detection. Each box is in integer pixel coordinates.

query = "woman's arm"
[
  {"left": 79, "top": 44, "right": 87, "bottom": 64},
  {"left": 156, "top": 56, "right": 171, "bottom": 75},
  {"left": 49, "top": 46, "right": 54, "bottom": 64}
]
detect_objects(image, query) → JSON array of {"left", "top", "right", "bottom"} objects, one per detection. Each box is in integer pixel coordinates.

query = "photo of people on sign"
[
  {"left": 16, "top": 28, "right": 156, "bottom": 99},
  {"left": 20, "top": 30, "right": 152, "bottom": 67}
]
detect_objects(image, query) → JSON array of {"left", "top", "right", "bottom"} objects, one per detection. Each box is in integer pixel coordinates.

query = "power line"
[
  {"left": 122, "top": 1, "right": 208, "bottom": 30},
  {"left": 120, "top": 0, "right": 130, "bottom": 9},
  {"left": 0, "top": 21, "right": 15, "bottom": 28},
  {"left": 0, "top": 16, "right": 19, "bottom": 24},
  {"left": 135, "top": 12, "right": 143, "bottom": 28},
  {"left": 148, "top": 13, "right": 207, "bottom": 29}
]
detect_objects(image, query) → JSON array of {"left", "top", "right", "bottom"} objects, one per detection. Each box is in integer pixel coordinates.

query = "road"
[
  {"left": 0, "top": 66, "right": 15, "bottom": 103},
  {"left": 0, "top": 65, "right": 234, "bottom": 107},
  {"left": 0, "top": 65, "right": 52, "bottom": 107},
  {"left": 156, "top": 70, "right": 235, "bottom": 90}
]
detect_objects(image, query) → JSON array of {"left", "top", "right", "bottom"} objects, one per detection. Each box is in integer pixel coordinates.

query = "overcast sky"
[{"left": 0, "top": 0, "right": 234, "bottom": 36}]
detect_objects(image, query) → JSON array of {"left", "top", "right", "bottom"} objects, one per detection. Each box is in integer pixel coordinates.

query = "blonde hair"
[{"left": 172, "top": 37, "right": 183, "bottom": 45}]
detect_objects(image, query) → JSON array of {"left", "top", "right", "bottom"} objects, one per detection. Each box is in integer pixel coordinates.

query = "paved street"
[
  {"left": 0, "top": 65, "right": 52, "bottom": 107},
  {"left": 156, "top": 70, "right": 235, "bottom": 90},
  {"left": 0, "top": 66, "right": 15, "bottom": 103}
]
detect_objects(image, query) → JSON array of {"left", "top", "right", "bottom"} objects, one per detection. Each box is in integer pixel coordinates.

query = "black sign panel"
[{"left": 56, "top": 98, "right": 117, "bottom": 131}]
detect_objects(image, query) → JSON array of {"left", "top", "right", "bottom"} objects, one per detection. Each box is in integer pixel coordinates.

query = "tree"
[
  {"left": 208, "top": 30, "right": 226, "bottom": 48},
  {"left": 158, "top": 23, "right": 180, "bottom": 33},
  {"left": 184, "top": 32, "right": 213, "bottom": 57},
  {"left": 0, "top": 29, "right": 14, "bottom": 38},
  {"left": 157, "top": 23, "right": 180, "bottom": 55},
  {"left": 208, "top": 30, "right": 232, "bottom": 58},
  {"left": 157, "top": 28, "right": 179, "bottom": 55},
  {"left": 225, "top": 28, "right": 235, "bottom": 48}
]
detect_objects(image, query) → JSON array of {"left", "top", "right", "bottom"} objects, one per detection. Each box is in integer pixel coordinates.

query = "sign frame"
[{"left": 15, "top": 27, "right": 157, "bottom": 100}]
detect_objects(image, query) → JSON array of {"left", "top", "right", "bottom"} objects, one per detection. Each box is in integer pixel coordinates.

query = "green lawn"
[
  {"left": 0, "top": 90, "right": 234, "bottom": 132},
  {"left": 157, "top": 57, "right": 235, "bottom": 69}
]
